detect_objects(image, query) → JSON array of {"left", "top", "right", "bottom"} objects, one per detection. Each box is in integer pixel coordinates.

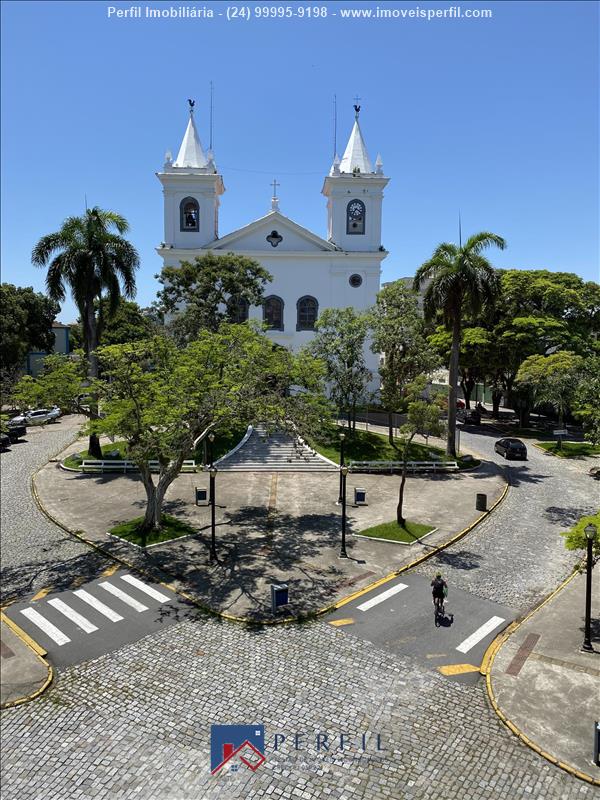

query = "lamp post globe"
[
  {"left": 582, "top": 523, "right": 596, "bottom": 652},
  {"left": 208, "top": 431, "right": 215, "bottom": 468}
]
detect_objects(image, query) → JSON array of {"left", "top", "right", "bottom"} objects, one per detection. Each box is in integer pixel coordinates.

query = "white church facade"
[{"left": 156, "top": 104, "right": 389, "bottom": 377}]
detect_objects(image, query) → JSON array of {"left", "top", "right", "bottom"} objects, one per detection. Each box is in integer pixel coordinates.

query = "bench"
[
  {"left": 348, "top": 460, "right": 459, "bottom": 474},
  {"left": 81, "top": 459, "right": 197, "bottom": 474}
]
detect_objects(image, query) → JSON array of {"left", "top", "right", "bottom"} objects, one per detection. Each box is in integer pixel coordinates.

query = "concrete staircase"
[{"left": 216, "top": 425, "right": 337, "bottom": 472}]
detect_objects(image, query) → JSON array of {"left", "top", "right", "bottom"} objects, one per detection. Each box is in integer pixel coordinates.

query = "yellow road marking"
[
  {"left": 438, "top": 663, "right": 480, "bottom": 676},
  {"left": 31, "top": 587, "right": 52, "bottom": 602},
  {"left": 101, "top": 564, "right": 120, "bottom": 578},
  {"left": 70, "top": 575, "right": 88, "bottom": 589},
  {"left": 0, "top": 611, "right": 47, "bottom": 657},
  {"left": 329, "top": 618, "right": 355, "bottom": 627}
]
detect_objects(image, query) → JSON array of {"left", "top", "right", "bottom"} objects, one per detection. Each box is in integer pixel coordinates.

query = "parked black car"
[
  {"left": 463, "top": 410, "right": 481, "bottom": 425},
  {"left": 494, "top": 438, "right": 527, "bottom": 460}
]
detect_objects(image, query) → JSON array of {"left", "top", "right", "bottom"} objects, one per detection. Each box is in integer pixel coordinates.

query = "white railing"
[
  {"left": 81, "top": 459, "right": 197, "bottom": 473},
  {"left": 348, "top": 460, "right": 458, "bottom": 473}
]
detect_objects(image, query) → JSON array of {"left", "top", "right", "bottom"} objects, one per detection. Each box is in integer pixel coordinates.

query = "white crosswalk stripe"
[
  {"left": 47, "top": 598, "right": 98, "bottom": 633},
  {"left": 456, "top": 616, "right": 505, "bottom": 653},
  {"left": 72, "top": 589, "right": 124, "bottom": 622},
  {"left": 120, "top": 574, "right": 170, "bottom": 603},
  {"left": 20, "top": 607, "right": 71, "bottom": 646},
  {"left": 356, "top": 583, "right": 408, "bottom": 612},
  {"left": 98, "top": 581, "right": 148, "bottom": 612}
]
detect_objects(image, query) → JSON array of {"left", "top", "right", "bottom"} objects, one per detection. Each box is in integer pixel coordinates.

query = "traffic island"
[
  {"left": 0, "top": 614, "right": 53, "bottom": 708},
  {"left": 485, "top": 571, "right": 600, "bottom": 785},
  {"left": 34, "top": 438, "right": 507, "bottom": 622}
]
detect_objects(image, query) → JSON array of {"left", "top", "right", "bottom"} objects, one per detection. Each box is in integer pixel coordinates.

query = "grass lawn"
[
  {"left": 63, "top": 440, "right": 129, "bottom": 469},
  {"left": 108, "top": 514, "right": 197, "bottom": 547},
  {"left": 310, "top": 426, "right": 478, "bottom": 469},
  {"left": 63, "top": 424, "right": 249, "bottom": 470},
  {"left": 357, "top": 519, "right": 435, "bottom": 544},
  {"left": 537, "top": 441, "right": 600, "bottom": 458}
]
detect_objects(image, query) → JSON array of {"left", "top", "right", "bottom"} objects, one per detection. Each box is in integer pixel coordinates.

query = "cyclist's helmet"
[{"left": 436, "top": 572, "right": 442, "bottom": 578}]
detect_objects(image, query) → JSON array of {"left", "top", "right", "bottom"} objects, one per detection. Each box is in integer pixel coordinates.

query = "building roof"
[
  {"left": 338, "top": 119, "right": 373, "bottom": 174},
  {"left": 173, "top": 114, "right": 208, "bottom": 168}
]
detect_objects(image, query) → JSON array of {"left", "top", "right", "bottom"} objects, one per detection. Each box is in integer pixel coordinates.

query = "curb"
[
  {"left": 0, "top": 611, "right": 54, "bottom": 709},
  {"left": 32, "top": 436, "right": 509, "bottom": 627},
  {"left": 318, "top": 479, "right": 510, "bottom": 614},
  {"left": 480, "top": 567, "right": 600, "bottom": 787}
]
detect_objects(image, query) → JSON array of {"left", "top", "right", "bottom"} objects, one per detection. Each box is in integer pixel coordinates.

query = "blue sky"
[{"left": 1, "top": 0, "right": 598, "bottom": 322}]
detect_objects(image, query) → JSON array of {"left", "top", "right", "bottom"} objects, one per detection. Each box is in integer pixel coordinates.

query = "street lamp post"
[
  {"left": 340, "top": 464, "right": 349, "bottom": 558},
  {"left": 209, "top": 466, "right": 218, "bottom": 563},
  {"left": 338, "top": 432, "right": 346, "bottom": 504},
  {"left": 582, "top": 523, "right": 597, "bottom": 652}
]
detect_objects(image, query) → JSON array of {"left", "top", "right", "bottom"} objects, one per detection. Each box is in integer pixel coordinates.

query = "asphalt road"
[
  {"left": 326, "top": 573, "right": 516, "bottom": 683},
  {"left": 5, "top": 568, "right": 200, "bottom": 670}
]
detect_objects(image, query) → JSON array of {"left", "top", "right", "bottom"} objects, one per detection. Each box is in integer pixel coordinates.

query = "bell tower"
[
  {"left": 322, "top": 105, "right": 388, "bottom": 252},
  {"left": 156, "top": 101, "right": 225, "bottom": 250}
]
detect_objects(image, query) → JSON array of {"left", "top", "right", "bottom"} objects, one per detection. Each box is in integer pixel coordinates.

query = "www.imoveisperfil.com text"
[{"left": 105, "top": 5, "right": 494, "bottom": 22}]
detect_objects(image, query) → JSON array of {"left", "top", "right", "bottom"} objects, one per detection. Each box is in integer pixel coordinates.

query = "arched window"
[
  {"left": 228, "top": 296, "right": 249, "bottom": 324},
  {"left": 180, "top": 197, "right": 199, "bottom": 232},
  {"left": 346, "top": 199, "right": 366, "bottom": 235},
  {"left": 296, "top": 296, "right": 318, "bottom": 331},
  {"left": 263, "top": 296, "right": 284, "bottom": 331}
]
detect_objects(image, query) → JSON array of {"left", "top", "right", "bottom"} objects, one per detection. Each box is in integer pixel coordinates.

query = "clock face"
[{"left": 348, "top": 201, "right": 364, "bottom": 218}]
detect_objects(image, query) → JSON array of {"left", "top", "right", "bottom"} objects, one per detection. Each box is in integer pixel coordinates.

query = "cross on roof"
[{"left": 271, "top": 178, "right": 280, "bottom": 198}]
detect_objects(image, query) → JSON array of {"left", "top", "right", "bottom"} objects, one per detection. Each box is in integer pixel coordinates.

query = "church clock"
[{"left": 346, "top": 199, "right": 365, "bottom": 235}]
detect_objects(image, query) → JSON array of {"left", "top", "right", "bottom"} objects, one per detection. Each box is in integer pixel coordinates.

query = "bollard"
[{"left": 476, "top": 493, "right": 487, "bottom": 512}]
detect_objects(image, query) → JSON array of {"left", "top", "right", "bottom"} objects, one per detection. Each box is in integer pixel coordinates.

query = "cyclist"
[{"left": 431, "top": 573, "right": 448, "bottom": 614}]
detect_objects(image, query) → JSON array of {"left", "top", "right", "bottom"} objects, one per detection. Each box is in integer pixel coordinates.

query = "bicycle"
[{"left": 433, "top": 595, "right": 445, "bottom": 625}]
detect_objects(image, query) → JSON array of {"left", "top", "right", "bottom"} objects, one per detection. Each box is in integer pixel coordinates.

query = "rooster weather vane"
[{"left": 188, "top": 98, "right": 195, "bottom": 114}]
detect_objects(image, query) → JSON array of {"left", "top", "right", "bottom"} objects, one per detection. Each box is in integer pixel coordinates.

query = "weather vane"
[
  {"left": 187, "top": 98, "right": 195, "bottom": 115},
  {"left": 353, "top": 95, "right": 361, "bottom": 119}
]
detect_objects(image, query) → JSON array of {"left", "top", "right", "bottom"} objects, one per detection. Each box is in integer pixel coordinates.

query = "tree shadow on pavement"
[
  {"left": 0, "top": 548, "right": 113, "bottom": 604},
  {"left": 432, "top": 549, "right": 482, "bottom": 571},
  {"left": 137, "top": 506, "right": 358, "bottom": 620},
  {"left": 503, "top": 465, "right": 549, "bottom": 487},
  {"left": 544, "top": 505, "right": 597, "bottom": 527}
]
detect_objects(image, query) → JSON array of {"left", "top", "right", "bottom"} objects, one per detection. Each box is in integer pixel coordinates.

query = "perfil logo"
[{"left": 210, "top": 724, "right": 266, "bottom": 774}]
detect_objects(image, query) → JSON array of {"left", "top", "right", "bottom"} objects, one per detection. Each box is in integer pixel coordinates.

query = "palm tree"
[
  {"left": 32, "top": 207, "right": 139, "bottom": 457},
  {"left": 413, "top": 232, "right": 505, "bottom": 457}
]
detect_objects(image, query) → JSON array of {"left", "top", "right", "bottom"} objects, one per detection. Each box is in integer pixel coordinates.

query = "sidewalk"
[
  {"left": 33, "top": 436, "right": 506, "bottom": 621},
  {"left": 488, "top": 571, "right": 600, "bottom": 783},
  {"left": 0, "top": 616, "right": 52, "bottom": 708}
]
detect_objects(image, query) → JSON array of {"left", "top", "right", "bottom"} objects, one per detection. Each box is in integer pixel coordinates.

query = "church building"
[{"left": 156, "top": 103, "right": 389, "bottom": 377}]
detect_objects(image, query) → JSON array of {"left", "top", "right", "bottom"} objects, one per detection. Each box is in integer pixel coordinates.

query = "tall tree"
[
  {"left": 370, "top": 281, "right": 439, "bottom": 443},
  {"left": 396, "top": 377, "right": 445, "bottom": 526},
  {"left": 516, "top": 351, "right": 585, "bottom": 436},
  {"left": 310, "top": 307, "right": 372, "bottom": 430},
  {"left": 31, "top": 207, "right": 139, "bottom": 457},
  {"left": 157, "top": 251, "right": 272, "bottom": 344},
  {"left": 93, "top": 326, "right": 326, "bottom": 536},
  {"left": 0, "top": 283, "right": 59, "bottom": 371},
  {"left": 414, "top": 232, "right": 505, "bottom": 456},
  {"left": 573, "top": 355, "right": 600, "bottom": 445}
]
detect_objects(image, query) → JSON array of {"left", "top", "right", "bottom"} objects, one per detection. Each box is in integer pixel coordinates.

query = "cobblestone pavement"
[
  {"left": 415, "top": 427, "right": 598, "bottom": 609},
  {"left": 2, "top": 423, "right": 598, "bottom": 799},
  {"left": 0, "top": 416, "right": 108, "bottom": 603},
  {"left": 1, "top": 618, "right": 596, "bottom": 800}
]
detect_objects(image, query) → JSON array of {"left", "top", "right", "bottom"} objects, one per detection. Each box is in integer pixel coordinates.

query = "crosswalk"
[
  {"left": 6, "top": 570, "right": 187, "bottom": 667},
  {"left": 326, "top": 573, "right": 514, "bottom": 680}
]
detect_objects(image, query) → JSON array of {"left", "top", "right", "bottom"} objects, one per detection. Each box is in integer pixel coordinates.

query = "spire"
[
  {"left": 270, "top": 178, "right": 280, "bottom": 211},
  {"left": 173, "top": 104, "right": 208, "bottom": 169},
  {"left": 338, "top": 117, "right": 373, "bottom": 174}
]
